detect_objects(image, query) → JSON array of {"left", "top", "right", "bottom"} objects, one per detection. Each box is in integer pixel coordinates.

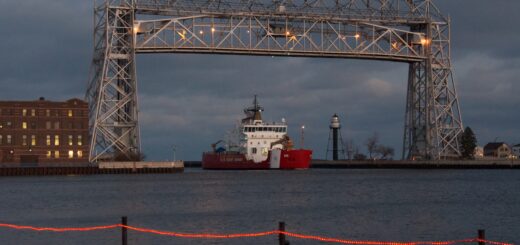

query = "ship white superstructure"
[{"left": 240, "top": 96, "right": 288, "bottom": 163}]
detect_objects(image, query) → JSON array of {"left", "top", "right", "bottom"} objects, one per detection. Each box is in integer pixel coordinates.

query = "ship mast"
[{"left": 243, "top": 95, "right": 264, "bottom": 124}]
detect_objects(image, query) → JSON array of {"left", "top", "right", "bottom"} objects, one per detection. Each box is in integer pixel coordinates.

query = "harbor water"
[{"left": 0, "top": 169, "right": 518, "bottom": 244}]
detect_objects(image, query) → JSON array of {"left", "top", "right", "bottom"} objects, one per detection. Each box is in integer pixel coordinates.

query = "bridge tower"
[
  {"left": 86, "top": 1, "right": 139, "bottom": 162},
  {"left": 87, "top": 0, "right": 463, "bottom": 162}
]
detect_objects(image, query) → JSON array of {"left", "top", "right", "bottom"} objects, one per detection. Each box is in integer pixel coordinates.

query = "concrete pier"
[{"left": 0, "top": 161, "right": 184, "bottom": 176}]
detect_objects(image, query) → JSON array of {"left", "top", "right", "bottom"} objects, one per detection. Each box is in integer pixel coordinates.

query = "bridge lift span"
[{"left": 86, "top": 0, "right": 463, "bottom": 162}]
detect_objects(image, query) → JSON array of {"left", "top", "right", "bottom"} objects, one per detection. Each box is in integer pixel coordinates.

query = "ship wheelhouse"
[
  {"left": 239, "top": 96, "right": 288, "bottom": 163},
  {"left": 242, "top": 123, "right": 288, "bottom": 163}
]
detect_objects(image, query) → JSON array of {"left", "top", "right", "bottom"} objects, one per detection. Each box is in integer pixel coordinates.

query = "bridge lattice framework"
[{"left": 87, "top": 0, "right": 463, "bottom": 162}]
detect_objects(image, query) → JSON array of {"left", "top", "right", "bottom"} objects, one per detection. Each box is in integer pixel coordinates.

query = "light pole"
[
  {"left": 172, "top": 145, "right": 177, "bottom": 162},
  {"left": 300, "top": 125, "right": 305, "bottom": 149}
]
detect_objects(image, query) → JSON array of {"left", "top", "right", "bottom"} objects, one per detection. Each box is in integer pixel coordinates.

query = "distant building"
[
  {"left": 512, "top": 144, "right": 520, "bottom": 158},
  {"left": 483, "top": 142, "right": 511, "bottom": 158},
  {"left": 0, "top": 98, "right": 89, "bottom": 164},
  {"left": 474, "top": 146, "right": 484, "bottom": 159}
]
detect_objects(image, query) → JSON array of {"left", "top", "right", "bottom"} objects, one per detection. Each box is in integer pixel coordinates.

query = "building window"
[
  {"left": 54, "top": 121, "right": 60, "bottom": 129},
  {"left": 22, "top": 122, "right": 27, "bottom": 129},
  {"left": 22, "top": 135, "right": 27, "bottom": 146},
  {"left": 78, "top": 135, "right": 82, "bottom": 146},
  {"left": 54, "top": 151, "right": 60, "bottom": 158},
  {"left": 0, "top": 135, "right": 2, "bottom": 145},
  {"left": 46, "top": 151, "right": 52, "bottom": 158},
  {"left": 68, "top": 135, "right": 73, "bottom": 146},
  {"left": 7, "top": 135, "right": 12, "bottom": 144},
  {"left": 54, "top": 135, "right": 60, "bottom": 146},
  {"left": 6, "top": 121, "right": 11, "bottom": 128},
  {"left": 30, "top": 122, "right": 36, "bottom": 129},
  {"left": 0, "top": 122, "right": 3, "bottom": 129},
  {"left": 31, "top": 109, "right": 36, "bottom": 117},
  {"left": 262, "top": 147, "right": 269, "bottom": 155},
  {"left": 46, "top": 135, "right": 51, "bottom": 146},
  {"left": 77, "top": 150, "right": 83, "bottom": 158},
  {"left": 46, "top": 109, "right": 51, "bottom": 117},
  {"left": 31, "top": 135, "right": 36, "bottom": 146},
  {"left": 68, "top": 110, "right": 73, "bottom": 117},
  {"left": 22, "top": 109, "right": 27, "bottom": 116},
  {"left": 46, "top": 121, "right": 51, "bottom": 129},
  {"left": 252, "top": 148, "right": 257, "bottom": 154},
  {"left": 68, "top": 150, "right": 74, "bottom": 159}
]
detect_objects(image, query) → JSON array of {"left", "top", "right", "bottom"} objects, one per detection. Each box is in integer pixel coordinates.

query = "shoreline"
[
  {"left": 311, "top": 159, "right": 520, "bottom": 169},
  {"left": 1, "top": 159, "right": 519, "bottom": 176},
  {"left": 184, "top": 159, "right": 520, "bottom": 169}
]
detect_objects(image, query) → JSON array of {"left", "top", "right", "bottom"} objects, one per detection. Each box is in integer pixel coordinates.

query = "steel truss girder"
[
  {"left": 134, "top": 15, "right": 427, "bottom": 62},
  {"left": 87, "top": 0, "right": 463, "bottom": 161},
  {"left": 128, "top": 0, "right": 446, "bottom": 22}
]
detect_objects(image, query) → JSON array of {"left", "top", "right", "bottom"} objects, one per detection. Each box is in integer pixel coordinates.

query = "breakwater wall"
[
  {"left": 312, "top": 159, "right": 520, "bottom": 169},
  {"left": 184, "top": 160, "right": 520, "bottom": 169},
  {"left": 0, "top": 161, "right": 184, "bottom": 176}
]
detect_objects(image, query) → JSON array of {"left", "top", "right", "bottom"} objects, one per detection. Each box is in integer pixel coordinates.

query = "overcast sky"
[{"left": 0, "top": 1, "right": 519, "bottom": 160}]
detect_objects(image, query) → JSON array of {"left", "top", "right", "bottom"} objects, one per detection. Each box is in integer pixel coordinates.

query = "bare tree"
[
  {"left": 346, "top": 140, "right": 355, "bottom": 160},
  {"left": 375, "top": 145, "right": 395, "bottom": 160},
  {"left": 365, "top": 132, "right": 379, "bottom": 159}
]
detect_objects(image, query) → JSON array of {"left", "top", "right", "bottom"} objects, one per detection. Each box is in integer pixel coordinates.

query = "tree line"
[{"left": 345, "top": 126, "right": 478, "bottom": 160}]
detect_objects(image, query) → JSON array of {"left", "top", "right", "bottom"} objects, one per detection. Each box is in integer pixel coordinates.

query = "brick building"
[{"left": 0, "top": 98, "right": 89, "bottom": 164}]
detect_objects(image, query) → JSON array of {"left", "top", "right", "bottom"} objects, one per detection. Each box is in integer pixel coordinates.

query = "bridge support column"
[
  {"left": 87, "top": 4, "right": 140, "bottom": 162},
  {"left": 403, "top": 21, "right": 464, "bottom": 160}
]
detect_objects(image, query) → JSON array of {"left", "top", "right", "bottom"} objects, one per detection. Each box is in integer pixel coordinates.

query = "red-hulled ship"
[{"left": 202, "top": 96, "right": 312, "bottom": 170}]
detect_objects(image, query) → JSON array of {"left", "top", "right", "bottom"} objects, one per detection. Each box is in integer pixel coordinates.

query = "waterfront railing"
[{"left": 0, "top": 217, "right": 512, "bottom": 245}]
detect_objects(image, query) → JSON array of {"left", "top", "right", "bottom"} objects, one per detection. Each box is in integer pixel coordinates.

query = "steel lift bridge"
[{"left": 86, "top": 0, "right": 463, "bottom": 162}]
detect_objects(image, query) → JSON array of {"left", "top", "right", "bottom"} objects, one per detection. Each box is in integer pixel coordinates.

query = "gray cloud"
[{"left": 0, "top": 0, "right": 519, "bottom": 160}]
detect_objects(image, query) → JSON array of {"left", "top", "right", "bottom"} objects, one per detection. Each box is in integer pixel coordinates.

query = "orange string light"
[
  {"left": 0, "top": 223, "right": 120, "bottom": 232},
  {"left": 0, "top": 222, "right": 513, "bottom": 245},
  {"left": 122, "top": 225, "right": 279, "bottom": 239}
]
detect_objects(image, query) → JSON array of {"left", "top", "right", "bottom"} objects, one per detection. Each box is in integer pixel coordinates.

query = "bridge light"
[
  {"left": 354, "top": 33, "right": 360, "bottom": 39},
  {"left": 391, "top": 42, "right": 398, "bottom": 50},
  {"left": 177, "top": 30, "right": 186, "bottom": 40},
  {"left": 199, "top": 30, "right": 204, "bottom": 35},
  {"left": 211, "top": 27, "right": 216, "bottom": 33},
  {"left": 420, "top": 38, "right": 430, "bottom": 45},
  {"left": 133, "top": 26, "right": 140, "bottom": 33},
  {"left": 286, "top": 31, "right": 290, "bottom": 36}
]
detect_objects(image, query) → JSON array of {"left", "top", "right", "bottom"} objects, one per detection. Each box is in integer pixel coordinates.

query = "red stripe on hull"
[{"left": 202, "top": 153, "right": 269, "bottom": 170}]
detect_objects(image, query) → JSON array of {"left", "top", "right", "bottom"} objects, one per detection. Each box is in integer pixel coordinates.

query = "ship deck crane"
[{"left": 211, "top": 140, "right": 224, "bottom": 153}]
